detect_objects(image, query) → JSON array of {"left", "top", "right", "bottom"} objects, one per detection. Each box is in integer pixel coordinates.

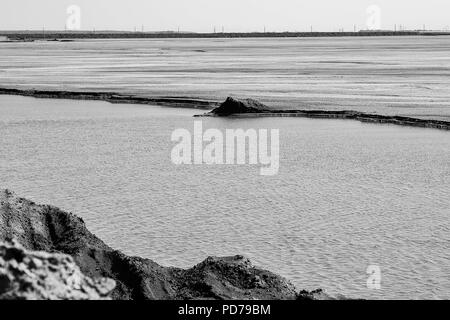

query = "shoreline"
[
  {"left": 0, "top": 87, "right": 219, "bottom": 110},
  {"left": 197, "top": 110, "right": 450, "bottom": 130},
  {"left": 2, "top": 31, "right": 450, "bottom": 41},
  {"left": 2, "top": 87, "right": 449, "bottom": 131}
]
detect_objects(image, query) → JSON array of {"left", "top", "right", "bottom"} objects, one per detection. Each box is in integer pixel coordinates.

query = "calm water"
[
  {"left": 1, "top": 37, "right": 450, "bottom": 120},
  {"left": 1, "top": 95, "right": 449, "bottom": 299}
]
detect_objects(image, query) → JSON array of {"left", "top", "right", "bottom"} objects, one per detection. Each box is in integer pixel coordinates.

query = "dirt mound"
[
  {"left": 0, "top": 189, "right": 326, "bottom": 300},
  {"left": 209, "top": 97, "right": 271, "bottom": 115},
  {"left": 170, "top": 255, "right": 297, "bottom": 299}
]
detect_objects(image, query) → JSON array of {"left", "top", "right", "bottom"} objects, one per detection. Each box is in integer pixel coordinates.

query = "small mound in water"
[{"left": 210, "top": 97, "right": 271, "bottom": 116}]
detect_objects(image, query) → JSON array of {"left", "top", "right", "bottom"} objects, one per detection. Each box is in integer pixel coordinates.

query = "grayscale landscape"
[{"left": 1, "top": 0, "right": 450, "bottom": 304}]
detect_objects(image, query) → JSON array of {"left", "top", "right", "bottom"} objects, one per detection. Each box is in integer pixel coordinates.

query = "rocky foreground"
[
  {"left": 0, "top": 189, "right": 330, "bottom": 300},
  {"left": 0, "top": 240, "right": 115, "bottom": 300}
]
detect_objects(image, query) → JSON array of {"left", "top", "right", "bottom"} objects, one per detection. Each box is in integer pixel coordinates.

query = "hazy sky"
[{"left": 2, "top": 0, "right": 450, "bottom": 32}]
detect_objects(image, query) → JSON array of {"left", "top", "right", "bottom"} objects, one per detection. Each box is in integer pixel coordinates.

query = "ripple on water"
[{"left": 1, "top": 95, "right": 450, "bottom": 299}]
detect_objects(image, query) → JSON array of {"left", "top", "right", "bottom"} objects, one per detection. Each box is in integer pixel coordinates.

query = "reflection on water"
[{"left": 1, "top": 95, "right": 449, "bottom": 299}]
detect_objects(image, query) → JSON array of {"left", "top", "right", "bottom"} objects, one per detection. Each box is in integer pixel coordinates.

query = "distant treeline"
[{"left": 2, "top": 30, "right": 450, "bottom": 40}]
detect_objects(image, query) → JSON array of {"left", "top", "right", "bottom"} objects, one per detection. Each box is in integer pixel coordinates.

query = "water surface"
[{"left": 1, "top": 95, "right": 449, "bottom": 299}]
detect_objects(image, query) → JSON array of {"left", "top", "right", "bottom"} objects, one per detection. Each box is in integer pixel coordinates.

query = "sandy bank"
[
  {"left": 2, "top": 88, "right": 446, "bottom": 130},
  {"left": 0, "top": 87, "right": 218, "bottom": 110},
  {"left": 196, "top": 97, "right": 450, "bottom": 130},
  {"left": 0, "top": 189, "right": 332, "bottom": 300}
]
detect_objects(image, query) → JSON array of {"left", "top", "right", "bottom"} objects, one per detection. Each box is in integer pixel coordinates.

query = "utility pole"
[{"left": 310, "top": 26, "right": 313, "bottom": 32}]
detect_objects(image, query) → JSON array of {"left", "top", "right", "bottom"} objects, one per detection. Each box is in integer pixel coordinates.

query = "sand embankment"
[
  {"left": 0, "top": 189, "right": 330, "bottom": 300},
  {"left": 196, "top": 97, "right": 450, "bottom": 130},
  {"left": 3, "top": 88, "right": 445, "bottom": 130},
  {"left": 0, "top": 87, "right": 218, "bottom": 110}
]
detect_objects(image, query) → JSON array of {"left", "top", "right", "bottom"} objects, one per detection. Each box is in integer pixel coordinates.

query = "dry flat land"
[{"left": 1, "top": 36, "right": 450, "bottom": 121}]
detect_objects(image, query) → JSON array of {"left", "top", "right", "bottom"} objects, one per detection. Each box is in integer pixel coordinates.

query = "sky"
[{"left": 1, "top": 0, "right": 450, "bottom": 32}]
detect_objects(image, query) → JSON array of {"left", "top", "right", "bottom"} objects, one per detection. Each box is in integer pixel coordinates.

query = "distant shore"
[
  {"left": 2, "top": 30, "right": 450, "bottom": 41},
  {"left": 1, "top": 87, "right": 449, "bottom": 131}
]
